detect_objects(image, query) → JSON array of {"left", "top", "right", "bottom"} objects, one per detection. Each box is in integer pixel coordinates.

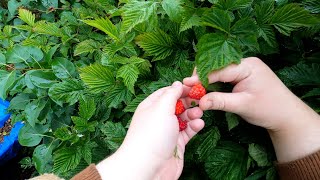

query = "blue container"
[{"left": 0, "top": 99, "right": 24, "bottom": 164}]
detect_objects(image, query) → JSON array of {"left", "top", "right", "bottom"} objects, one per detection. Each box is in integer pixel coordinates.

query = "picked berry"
[
  {"left": 175, "top": 99, "right": 185, "bottom": 115},
  {"left": 188, "top": 83, "right": 206, "bottom": 100},
  {"left": 177, "top": 116, "right": 188, "bottom": 131}
]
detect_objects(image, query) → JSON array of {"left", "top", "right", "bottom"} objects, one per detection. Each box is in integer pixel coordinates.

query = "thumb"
[
  {"left": 199, "top": 92, "right": 249, "bottom": 114},
  {"left": 157, "top": 81, "right": 183, "bottom": 113}
]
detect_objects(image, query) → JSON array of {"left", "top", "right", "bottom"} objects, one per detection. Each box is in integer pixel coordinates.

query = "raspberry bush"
[{"left": 0, "top": 0, "right": 319, "bottom": 179}]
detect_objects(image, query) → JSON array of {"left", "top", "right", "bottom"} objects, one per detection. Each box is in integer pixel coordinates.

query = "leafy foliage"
[{"left": 0, "top": 0, "right": 319, "bottom": 179}]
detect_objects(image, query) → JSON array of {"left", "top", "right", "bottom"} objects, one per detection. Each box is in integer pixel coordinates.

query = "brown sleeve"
[
  {"left": 277, "top": 150, "right": 320, "bottom": 180},
  {"left": 71, "top": 164, "right": 102, "bottom": 180}
]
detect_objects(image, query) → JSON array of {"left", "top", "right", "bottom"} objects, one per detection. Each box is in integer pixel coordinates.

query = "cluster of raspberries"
[{"left": 175, "top": 84, "right": 206, "bottom": 131}]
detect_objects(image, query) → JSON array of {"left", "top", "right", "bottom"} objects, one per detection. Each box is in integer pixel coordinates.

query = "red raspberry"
[
  {"left": 188, "top": 83, "right": 206, "bottom": 100},
  {"left": 177, "top": 117, "right": 187, "bottom": 131},
  {"left": 175, "top": 99, "right": 185, "bottom": 115}
]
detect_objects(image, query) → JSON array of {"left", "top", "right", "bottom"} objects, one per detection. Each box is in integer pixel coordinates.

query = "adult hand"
[
  {"left": 184, "top": 57, "right": 320, "bottom": 163},
  {"left": 97, "top": 81, "right": 204, "bottom": 180}
]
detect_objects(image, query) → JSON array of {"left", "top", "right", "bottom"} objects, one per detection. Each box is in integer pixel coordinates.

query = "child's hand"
[
  {"left": 97, "top": 81, "right": 204, "bottom": 180},
  {"left": 184, "top": 57, "right": 320, "bottom": 163}
]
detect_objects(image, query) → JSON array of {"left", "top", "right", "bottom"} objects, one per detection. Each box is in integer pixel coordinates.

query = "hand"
[
  {"left": 184, "top": 57, "right": 320, "bottom": 163},
  {"left": 97, "top": 81, "right": 205, "bottom": 180}
]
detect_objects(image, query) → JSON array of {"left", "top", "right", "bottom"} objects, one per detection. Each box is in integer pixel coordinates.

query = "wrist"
[{"left": 96, "top": 146, "right": 161, "bottom": 180}]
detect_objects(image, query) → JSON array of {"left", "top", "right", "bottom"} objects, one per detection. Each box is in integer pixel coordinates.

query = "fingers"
[
  {"left": 179, "top": 107, "right": 203, "bottom": 121},
  {"left": 181, "top": 119, "right": 205, "bottom": 144},
  {"left": 183, "top": 58, "right": 254, "bottom": 86},
  {"left": 199, "top": 91, "right": 250, "bottom": 113}
]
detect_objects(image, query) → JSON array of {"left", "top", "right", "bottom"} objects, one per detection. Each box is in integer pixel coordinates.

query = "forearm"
[{"left": 268, "top": 95, "right": 320, "bottom": 163}]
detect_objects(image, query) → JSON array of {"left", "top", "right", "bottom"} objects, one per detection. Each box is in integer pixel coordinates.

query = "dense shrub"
[{"left": 0, "top": 0, "right": 319, "bottom": 179}]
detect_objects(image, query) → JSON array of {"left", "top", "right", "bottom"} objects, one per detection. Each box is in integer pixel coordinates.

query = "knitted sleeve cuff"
[
  {"left": 277, "top": 150, "right": 320, "bottom": 180},
  {"left": 71, "top": 164, "right": 102, "bottom": 180}
]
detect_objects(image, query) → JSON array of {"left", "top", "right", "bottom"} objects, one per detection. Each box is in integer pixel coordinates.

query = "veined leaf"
[
  {"left": 117, "top": 64, "right": 139, "bottom": 94},
  {"left": 53, "top": 147, "right": 82, "bottom": 174},
  {"left": 25, "top": 99, "right": 47, "bottom": 127},
  {"left": 101, "top": 121, "right": 126, "bottom": 151},
  {"left": 195, "top": 33, "right": 242, "bottom": 86},
  {"left": 52, "top": 57, "right": 76, "bottom": 79},
  {"left": 33, "top": 21, "right": 64, "bottom": 37},
  {"left": 248, "top": 144, "right": 270, "bottom": 167},
  {"left": 302, "top": 88, "right": 320, "bottom": 98},
  {"left": 6, "top": 45, "right": 44, "bottom": 64},
  {"left": 197, "top": 127, "right": 221, "bottom": 161},
  {"left": 74, "top": 39, "right": 100, "bottom": 56},
  {"left": 33, "top": 144, "right": 55, "bottom": 174},
  {"left": 303, "top": 0, "right": 320, "bottom": 14},
  {"left": 83, "top": 18, "right": 119, "bottom": 41},
  {"left": 54, "top": 127, "right": 73, "bottom": 141},
  {"left": 216, "top": 0, "right": 253, "bottom": 11},
  {"left": 136, "top": 29, "right": 174, "bottom": 60},
  {"left": 19, "top": 123, "right": 49, "bottom": 147},
  {"left": 26, "top": 70, "right": 57, "bottom": 89},
  {"left": 254, "top": 0, "right": 274, "bottom": 25},
  {"left": 105, "top": 83, "right": 133, "bottom": 108},
  {"left": 278, "top": 62, "right": 320, "bottom": 86},
  {"left": 79, "top": 95, "right": 96, "bottom": 120},
  {"left": 180, "top": 8, "right": 203, "bottom": 32},
  {"left": 162, "top": 0, "right": 184, "bottom": 23},
  {"left": 226, "top": 112, "right": 240, "bottom": 131},
  {"left": 0, "top": 70, "right": 16, "bottom": 100},
  {"left": 270, "top": 4, "right": 318, "bottom": 36},
  {"left": 80, "top": 141, "right": 98, "bottom": 164},
  {"left": 121, "top": 0, "right": 158, "bottom": 34},
  {"left": 201, "top": 8, "right": 231, "bottom": 34},
  {"left": 48, "top": 79, "right": 85, "bottom": 106},
  {"left": 205, "top": 141, "right": 248, "bottom": 180},
  {"left": 18, "top": 8, "right": 35, "bottom": 26},
  {"left": 79, "top": 64, "right": 115, "bottom": 93},
  {"left": 258, "top": 24, "right": 277, "bottom": 48}
]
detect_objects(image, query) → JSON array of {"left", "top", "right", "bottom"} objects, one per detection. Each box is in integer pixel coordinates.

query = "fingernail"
[{"left": 172, "top": 81, "right": 182, "bottom": 87}]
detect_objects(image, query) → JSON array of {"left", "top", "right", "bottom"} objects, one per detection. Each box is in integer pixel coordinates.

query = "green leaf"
[
  {"left": 54, "top": 127, "right": 73, "bottom": 141},
  {"left": 25, "top": 99, "right": 47, "bottom": 127},
  {"left": 33, "top": 144, "right": 54, "bottom": 174},
  {"left": 83, "top": 18, "right": 120, "bottom": 41},
  {"left": 74, "top": 39, "right": 100, "bottom": 56},
  {"left": 41, "top": 0, "right": 58, "bottom": 8},
  {"left": 79, "top": 64, "right": 115, "bottom": 93},
  {"left": 121, "top": 1, "right": 158, "bottom": 34},
  {"left": 303, "top": 0, "right": 320, "bottom": 14},
  {"left": 195, "top": 33, "right": 242, "bottom": 86},
  {"left": 6, "top": 45, "right": 44, "bottom": 64},
  {"left": 216, "top": 0, "right": 253, "bottom": 11},
  {"left": 18, "top": 8, "right": 35, "bottom": 26},
  {"left": 79, "top": 141, "right": 97, "bottom": 164},
  {"left": 270, "top": 4, "right": 318, "bottom": 36},
  {"left": 124, "top": 94, "right": 148, "bottom": 112},
  {"left": 9, "top": 93, "right": 31, "bottom": 110},
  {"left": 248, "top": 144, "right": 270, "bottom": 167},
  {"left": 254, "top": 0, "right": 274, "bottom": 25},
  {"left": 258, "top": 24, "right": 277, "bottom": 48},
  {"left": 225, "top": 112, "right": 240, "bottom": 131},
  {"left": 201, "top": 8, "right": 231, "bottom": 34},
  {"left": 197, "top": 127, "right": 221, "bottom": 161},
  {"left": 117, "top": 64, "right": 139, "bottom": 94},
  {"left": 34, "top": 21, "right": 63, "bottom": 37},
  {"left": 26, "top": 70, "right": 57, "bottom": 89},
  {"left": 302, "top": 88, "right": 320, "bottom": 98},
  {"left": 205, "top": 141, "right": 248, "bottom": 180},
  {"left": 0, "top": 70, "right": 16, "bottom": 100},
  {"left": 180, "top": 8, "right": 203, "bottom": 32},
  {"left": 162, "top": 0, "right": 184, "bottom": 23},
  {"left": 136, "top": 29, "right": 174, "bottom": 60},
  {"left": 48, "top": 79, "right": 85, "bottom": 106},
  {"left": 105, "top": 83, "right": 133, "bottom": 108},
  {"left": 79, "top": 95, "right": 96, "bottom": 120},
  {"left": 52, "top": 57, "right": 76, "bottom": 79},
  {"left": 278, "top": 62, "right": 320, "bottom": 86},
  {"left": 71, "top": 116, "right": 96, "bottom": 132},
  {"left": 101, "top": 121, "right": 126, "bottom": 151},
  {"left": 0, "top": 53, "right": 6, "bottom": 64},
  {"left": 53, "top": 147, "right": 82, "bottom": 174},
  {"left": 19, "top": 123, "right": 49, "bottom": 147}
]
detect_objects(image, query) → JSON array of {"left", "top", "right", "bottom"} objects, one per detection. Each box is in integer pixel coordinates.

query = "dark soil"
[{"left": 0, "top": 119, "right": 12, "bottom": 143}]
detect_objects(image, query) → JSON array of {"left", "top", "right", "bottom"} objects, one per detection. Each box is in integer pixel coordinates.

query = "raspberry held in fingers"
[
  {"left": 177, "top": 116, "right": 188, "bottom": 131},
  {"left": 175, "top": 99, "right": 185, "bottom": 115},
  {"left": 188, "top": 83, "right": 206, "bottom": 100}
]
